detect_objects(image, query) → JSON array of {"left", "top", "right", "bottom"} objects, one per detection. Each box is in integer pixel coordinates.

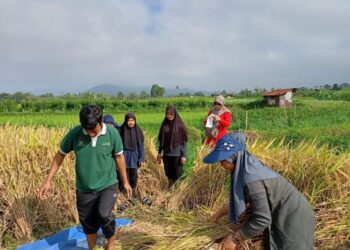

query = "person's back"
[
  {"left": 203, "top": 133, "right": 315, "bottom": 250},
  {"left": 243, "top": 176, "right": 315, "bottom": 250}
]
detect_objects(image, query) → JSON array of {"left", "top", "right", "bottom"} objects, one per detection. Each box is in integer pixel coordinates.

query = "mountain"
[
  {"left": 165, "top": 87, "right": 212, "bottom": 96},
  {"left": 88, "top": 84, "right": 213, "bottom": 96},
  {"left": 88, "top": 84, "right": 148, "bottom": 95}
]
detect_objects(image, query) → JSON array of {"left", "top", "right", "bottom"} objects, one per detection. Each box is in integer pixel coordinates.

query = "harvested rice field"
[{"left": 1, "top": 125, "right": 349, "bottom": 249}]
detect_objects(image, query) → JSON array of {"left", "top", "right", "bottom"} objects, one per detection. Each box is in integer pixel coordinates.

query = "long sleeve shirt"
[
  {"left": 123, "top": 143, "right": 145, "bottom": 168},
  {"left": 239, "top": 177, "right": 315, "bottom": 250},
  {"left": 204, "top": 110, "right": 231, "bottom": 145},
  {"left": 158, "top": 142, "right": 187, "bottom": 157}
]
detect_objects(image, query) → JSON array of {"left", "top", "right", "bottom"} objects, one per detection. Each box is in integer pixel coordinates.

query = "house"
[{"left": 262, "top": 88, "right": 295, "bottom": 108}]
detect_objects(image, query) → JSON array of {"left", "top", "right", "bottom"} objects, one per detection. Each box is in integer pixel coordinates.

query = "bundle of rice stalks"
[
  {"left": 136, "top": 135, "right": 168, "bottom": 206},
  {"left": 314, "top": 201, "right": 350, "bottom": 249},
  {"left": 115, "top": 206, "right": 233, "bottom": 250},
  {"left": 1, "top": 125, "right": 349, "bottom": 249},
  {"left": 162, "top": 135, "right": 350, "bottom": 249},
  {"left": 247, "top": 137, "right": 350, "bottom": 247},
  {"left": 166, "top": 144, "right": 228, "bottom": 212},
  {"left": 248, "top": 138, "right": 350, "bottom": 205},
  {"left": 0, "top": 125, "right": 77, "bottom": 245},
  {"left": 115, "top": 206, "right": 264, "bottom": 250}
]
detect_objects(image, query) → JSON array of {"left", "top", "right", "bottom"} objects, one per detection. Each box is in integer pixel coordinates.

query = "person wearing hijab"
[
  {"left": 103, "top": 114, "right": 119, "bottom": 129},
  {"left": 204, "top": 95, "right": 231, "bottom": 146},
  {"left": 157, "top": 105, "right": 188, "bottom": 187},
  {"left": 203, "top": 132, "right": 315, "bottom": 250},
  {"left": 118, "top": 112, "right": 145, "bottom": 197}
]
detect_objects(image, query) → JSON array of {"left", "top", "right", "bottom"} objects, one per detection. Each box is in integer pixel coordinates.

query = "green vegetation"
[
  {"left": 1, "top": 89, "right": 349, "bottom": 249},
  {"left": 0, "top": 96, "right": 349, "bottom": 151},
  {"left": 0, "top": 87, "right": 350, "bottom": 112}
]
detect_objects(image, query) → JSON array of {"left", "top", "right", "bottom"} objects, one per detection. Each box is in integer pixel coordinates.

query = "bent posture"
[{"left": 204, "top": 132, "right": 315, "bottom": 250}]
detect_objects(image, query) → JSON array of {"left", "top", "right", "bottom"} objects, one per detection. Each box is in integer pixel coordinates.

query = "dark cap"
[{"left": 203, "top": 134, "right": 245, "bottom": 164}]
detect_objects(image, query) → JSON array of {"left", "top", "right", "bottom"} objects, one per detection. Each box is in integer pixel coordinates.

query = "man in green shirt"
[{"left": 39, "top": 105, "right": 132, "bottom": 250}]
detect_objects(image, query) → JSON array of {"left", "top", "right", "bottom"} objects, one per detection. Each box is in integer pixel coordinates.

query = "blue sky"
[{"left": 0, "top": 0, "right": 349, "bottom": 94}]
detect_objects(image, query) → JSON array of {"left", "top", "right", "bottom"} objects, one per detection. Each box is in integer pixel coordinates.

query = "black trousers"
[
  {"left": 163, "top": 155, "right": 183, "bottom": 182},
  {"left": 76, "top": 184, "right": 117, "bottom": 239},
  {"left": 117, "top": 168, "right": 138, "bottom": 190}
]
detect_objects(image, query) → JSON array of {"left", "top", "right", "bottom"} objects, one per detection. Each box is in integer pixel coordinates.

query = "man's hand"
[
  {"left": 157, "top": 154, "right": 162, "bottom": 164},
  {"left": 220, "top": 235, "right": 237, "bottom": 250},
  {"left": 180, "top": 157, "right": 186, "bottom": 165},
  {"left": 138, "top": 161, "right": 145, "bottom": 168},
  {"left": 38, "top": 151, "right": 65, "bottom": 200},
  {"left": 38, "top": 181, "right": 51, "bottom": 200},
  {"left": 211, "top": 210, "right": 221, "bottom": 223},
  {"left": 123, "top": 183, "right": 133, "bottom": 200},
  {"left": 210, "top": 205, "right": 229, "bottom": 223}
]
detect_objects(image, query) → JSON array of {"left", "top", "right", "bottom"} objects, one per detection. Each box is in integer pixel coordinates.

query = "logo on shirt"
[{"left": 102, "top": 142, "right": 111, "bottom": 146}]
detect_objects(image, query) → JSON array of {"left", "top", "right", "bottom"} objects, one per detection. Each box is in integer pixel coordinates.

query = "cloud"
[{"left": 0, "top": 0, "right": 349, "bottom": 93}]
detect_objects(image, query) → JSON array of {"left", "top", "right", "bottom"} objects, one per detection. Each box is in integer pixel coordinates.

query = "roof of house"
[{"left": 263, "top": 89, "right": 293, "bottom": 97}]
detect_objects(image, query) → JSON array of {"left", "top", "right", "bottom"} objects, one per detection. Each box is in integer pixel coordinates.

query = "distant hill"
[
  {"left": 89, "top": 84, "right": 147, "bottom": 95},
  {"left": 88, "top": 84, "right": 213, "bottom": 96}
]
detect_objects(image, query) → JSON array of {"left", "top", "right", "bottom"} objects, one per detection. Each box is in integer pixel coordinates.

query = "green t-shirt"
[{"left": 60, "top": 123, "right": 123, "bottom": 192}]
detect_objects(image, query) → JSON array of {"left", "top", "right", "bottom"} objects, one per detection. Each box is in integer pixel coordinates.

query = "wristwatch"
[{"left": 231, "top": 234, "right": 241, "bottom": 244}]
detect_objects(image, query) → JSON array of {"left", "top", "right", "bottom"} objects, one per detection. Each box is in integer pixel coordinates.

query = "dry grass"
[{"left": 0, "top": 125, "right": 349, "bottom": 249}]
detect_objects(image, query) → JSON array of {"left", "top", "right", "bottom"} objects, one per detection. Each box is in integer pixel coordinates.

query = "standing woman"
[
  {"left": 119, "top": 112, "right": 145, "bottom": 198},
  {"left": 157, "top": 105, "right": 188, "bottom": 187},
  {"left": 203, "top": 132, "right": 315, "bottom": 250},
  {"left": 204, "top": 95, "right": 231, "bottom": 146}
]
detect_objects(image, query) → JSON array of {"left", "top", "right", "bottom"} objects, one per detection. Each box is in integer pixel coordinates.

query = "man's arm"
[
  {"left": 211, "top": 204, "right": 229, "bottom": 223},
  {"left": 115, "top": 154, "right": 132, "bottom": 199},
  {"left": 38, "top": 151, "right": 65, "bottom": 199},
  {"left": 239, "top": 181, "right": 272, "bottom": 239}
]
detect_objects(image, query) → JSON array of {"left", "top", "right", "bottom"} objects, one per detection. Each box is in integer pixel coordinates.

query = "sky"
[{"left": 0, "top": 0, "right": 350, "bottom": 94}]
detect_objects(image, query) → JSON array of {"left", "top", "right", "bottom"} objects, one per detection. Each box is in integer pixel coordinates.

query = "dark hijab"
[
  {"left": 158, "top": 105, "right": 188, "bottom": 151},
  {"left": 119, "top": 112, "right": 144, "bottom": 151},
  {"left": 103, "top": 114, "right": 118, "bottom": 129}
]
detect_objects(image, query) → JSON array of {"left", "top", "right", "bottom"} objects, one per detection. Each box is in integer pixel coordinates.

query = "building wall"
[
  {"left": 264, "top": 91, "right": 292, "bottom": 108},
  {"left": 285, "top": 91, "right": 292, "bottom": 102}
]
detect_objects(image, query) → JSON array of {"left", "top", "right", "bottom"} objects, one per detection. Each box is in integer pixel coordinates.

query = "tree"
[
  {"left": 39, "top": 93, "right": 54, "bottom": 98},
  {"left": 117, "top": 92, "right": 124, "bottom": 100},
  {"left": 253, "top": 87, "right": 264, "bottom": 96},
  {"left": 194, "top": 91, "right": 205, "bottom": 96},
  {"left": 332, "top": 83, "right": 341, "bottom": 90},
  {"left": 139, "top": 90, "right": 149, "bottom": 99},
  {"left": 12, "top": 92, "right": 34, "bottom": 102},
  {"left": 150, "top": 84, "right": 165, "bottom": 98},
  {"left": 128, "top": 92, "right": 138, "bottom": 100},
  {"left": 239, "top": 88, "right": 253, "bottom": 97},
  {"left": 0, "top": 93, "right": 11, "bottom": 100}
]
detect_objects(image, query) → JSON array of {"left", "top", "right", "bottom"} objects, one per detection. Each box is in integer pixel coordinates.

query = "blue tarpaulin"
[{"left": 17, "top": 218, "right": 133, "bottom": 250}]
